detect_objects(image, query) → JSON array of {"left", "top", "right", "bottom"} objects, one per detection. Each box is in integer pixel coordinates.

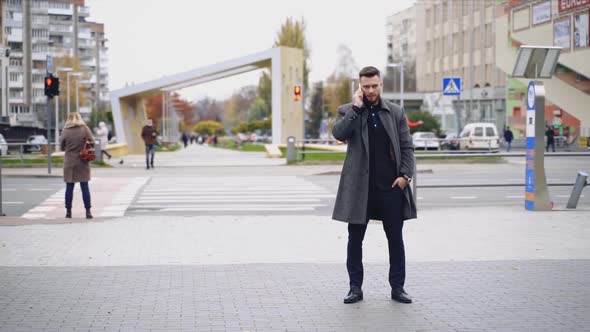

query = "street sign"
[
  {"left": 442, "top": 77, "right": 461, "bottom": 96},
  {"left": 46, "top": 55, "right": 53, "bottom": 74}
]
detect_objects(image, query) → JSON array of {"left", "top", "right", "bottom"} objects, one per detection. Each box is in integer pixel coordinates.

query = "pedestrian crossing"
[
  {"left": 21, "top": 177, "right": 150, "bottom": 219},
  {"left": 127, "top": 176, "right": 334, "bottom": 215}
]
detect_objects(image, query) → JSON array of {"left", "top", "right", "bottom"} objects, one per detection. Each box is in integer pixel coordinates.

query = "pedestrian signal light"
[
  {"left": 44, "top": 74, "right": 60, "bottom": 98},
  {"left": 294, "top": 85, "right": 302, "bottom": 101}
]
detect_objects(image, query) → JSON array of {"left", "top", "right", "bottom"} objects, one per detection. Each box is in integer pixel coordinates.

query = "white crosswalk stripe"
[{"left": 128, "top": 176, "right": 332, "bottom": 215}]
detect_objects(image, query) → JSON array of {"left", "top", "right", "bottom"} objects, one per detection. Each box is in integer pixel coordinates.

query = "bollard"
[
  {"left": 566, "top": 171, "right": 588, "bottom": 209},
  {"left": 0, "top": 152, "right": 4, "bottom": 216},
  {"left": 286, "top": 136, "right": 296, "bottom": 163},
  {"left": 94, "top": 139, "right": 103, "bottom": 163}
]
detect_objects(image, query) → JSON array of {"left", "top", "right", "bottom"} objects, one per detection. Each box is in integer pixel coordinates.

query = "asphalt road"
[
  {"left": 2, "top": 156, "right": 588, "bottom": 217},
  {"left": 0, "top": 177, "right": 63, "bottom": 217}
]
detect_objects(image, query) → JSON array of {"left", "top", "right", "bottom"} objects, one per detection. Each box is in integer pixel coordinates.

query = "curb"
[
  {"left": 0, "top": 216, "right": 109, "bottom": 226},
  {"left": 313, "top": 169, "right": 434, "bottom": 176}
]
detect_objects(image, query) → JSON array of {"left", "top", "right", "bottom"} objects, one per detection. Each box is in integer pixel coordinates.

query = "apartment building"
[
  {"left": 497, "top": 0, "right": 590, "bottom": 140},
  {"left": 0, "top": 0, "right": 108, "bottom": 130},
  {"left": 4, "top": 0, "right": 49, "bottom": 128},
  {"left": 415, "top": 0, "right": 507, "bottom": 134},
  {"left": 48, "top": 0, "right": 109, "bottom": 118},
  {"left": 385, "top": 5, "right": 417, "bottom": 94}
]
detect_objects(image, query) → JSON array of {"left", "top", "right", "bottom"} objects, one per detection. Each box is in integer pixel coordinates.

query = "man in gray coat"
[{"left": 332, "top": 66, "right": 417, "bottom": 304}]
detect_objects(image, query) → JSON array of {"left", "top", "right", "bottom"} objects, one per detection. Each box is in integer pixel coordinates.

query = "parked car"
[
  {"left": 460, "top": 123, "right": 499, "bottom": 150},
  {"left": 412, "top": 132, "right": 440, "bottom": 150},
  {"left": 23, "top": 135, "right": 47, "bottom": 153},
  {"left": 0, "top": 134, "right": 7, "bottom": 156},
  {"left": 441, "top": 132, "right": 461, "bottom": 150}
]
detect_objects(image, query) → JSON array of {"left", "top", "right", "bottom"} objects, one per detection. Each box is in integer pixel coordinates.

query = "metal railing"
[{"left": 2, "top": 142, "right": 61, "bottom": 162}]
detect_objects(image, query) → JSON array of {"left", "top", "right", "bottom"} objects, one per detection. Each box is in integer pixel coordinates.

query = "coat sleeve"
[
  {"left": 85, "top": 126, "right": 95, "bottom": 141},
  {"left": 398, "top": 109, "right": 415, "bottom": 178},
  {"left": 60, "top": 133, "right": 65, "bottom": 151},
  {"left": 332, "top": 105, "right": 360, "bottom": 142}
]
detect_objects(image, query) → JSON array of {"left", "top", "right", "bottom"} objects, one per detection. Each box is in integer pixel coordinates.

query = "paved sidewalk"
[
  {"left": 1, "top": 260, "right": 588, "bottom": 332},
  {"left": 1, "top": 206, "right": 589, "bottom": 330}
]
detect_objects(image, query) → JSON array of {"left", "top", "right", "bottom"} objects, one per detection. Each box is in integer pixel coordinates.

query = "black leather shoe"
[
  {"left": 343, "top": 286, "right": 363, "bottom": 304},
  {"left": 86, "top": 209, "right": 93, "bottom": 219},
  {"left": 65, "top": 209, "right": 72, "bottom": 219},
  {"left": 391, "top": 288, "right": 412, "bottom": 304}
]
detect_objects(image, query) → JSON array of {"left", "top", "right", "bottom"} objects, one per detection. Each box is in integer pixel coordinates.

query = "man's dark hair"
[{"left": 359, "top": 66, "right": 380, "bottom": 79}]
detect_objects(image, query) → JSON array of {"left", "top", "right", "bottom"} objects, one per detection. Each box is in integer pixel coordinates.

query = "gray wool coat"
[
  {"left": 60, "top": 125, "right": 94, "bottom": 183},
  {"left": 332, "top": 100, "right": 417, "bottom": 224}
]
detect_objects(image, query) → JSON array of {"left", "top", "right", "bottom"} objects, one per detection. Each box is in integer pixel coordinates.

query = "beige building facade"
[
  {"left": 497, "top": 0, "right": 590, "bottom": 141},
  {"left": 415, "top": 0, "right": 507, "bottom": 133}
]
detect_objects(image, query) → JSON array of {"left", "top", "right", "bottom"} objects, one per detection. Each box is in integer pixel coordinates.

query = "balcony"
[{"left": 78, "top": 6, "right": 90, "bottom": 16}]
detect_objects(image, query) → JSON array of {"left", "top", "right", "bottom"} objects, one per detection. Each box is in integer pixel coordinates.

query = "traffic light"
[
  {"left": 44, "top": 74, "right": 60, "bottom": 98},
  {"left": 294, "top": 85, "right": 302, "bottom": 101}
]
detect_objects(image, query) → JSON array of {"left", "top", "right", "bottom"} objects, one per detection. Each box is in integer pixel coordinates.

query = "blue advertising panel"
[{"left": 525, "top": 81, "right": 536, "bottom": 210}]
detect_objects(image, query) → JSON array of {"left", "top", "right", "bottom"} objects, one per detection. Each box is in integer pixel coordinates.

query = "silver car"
[
  {"left": 0, "top": 134, "right": 7, "bottom": 156},
  {"left": 23, "top": 135, "right": 48, "bottom": 153}
]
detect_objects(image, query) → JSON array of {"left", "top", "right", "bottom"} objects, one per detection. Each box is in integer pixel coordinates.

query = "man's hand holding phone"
[{"left": 353, "top": 84, "right": 364, "bottom": 108}]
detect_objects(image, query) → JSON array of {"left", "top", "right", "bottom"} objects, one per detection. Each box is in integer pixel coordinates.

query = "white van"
[{"left": 460, "top": 123, "right": 500, "bottom": 150}]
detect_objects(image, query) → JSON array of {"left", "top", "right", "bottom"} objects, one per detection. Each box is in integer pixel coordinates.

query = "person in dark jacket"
[
  {"left": 332, "top": 66, "right": 416, "bottom": 305},
  {"left": 141, "top": 119, "right": 158, "bottom": 169},
  {"left": 546, "top": 125, "right": 555, "bottom": 152},
  {"left": 181, "top": 132, "right": 189, "bottom": 148},
  {"left": 60, "top": 112, "right": 94, "bottom": 219},
  {"left": 503, "top": 126, "right": 514, "bottom": 152}
]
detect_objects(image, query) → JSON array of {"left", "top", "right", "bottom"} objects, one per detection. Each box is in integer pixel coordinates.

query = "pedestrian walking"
[
  {"left": 546, "top": 125, "right": 555, "bottom": 152},
  {"left": 95, "top": 121, "right": 112, "bottom": 160},
  {"left": 141, "top": 119, "right": 158, "bottom": 169},
  {"left": 181, "top": 132, "right": 189, "bottom": 148},
  {"left": 60, "top": 112, "right": 94, "bottom": 219},
  {"left": 332, "top": 66, "right": 417, "bottom": 305},
  {"left": 503, "top": 126, "right": 514, "bottom": 152}
]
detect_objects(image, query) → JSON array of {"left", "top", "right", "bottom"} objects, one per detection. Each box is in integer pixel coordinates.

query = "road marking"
[
  {"left": 28, "top": 189, "right": 55, "bottom": 192},
  {"left": 156, "top": 206, "right": 317, "bottom": 212},
  {"left": 138, "top": 194, "right": 333, "bottom": 199},
  {"left": 130, "top": 204, "right": 327, "bottom": 209},
  {"left": 2, "top": 189, "right": 17, "bottom": 192},
  {"left": 137, "top": 198, "right": 322, "bottom": 203},
  {"left": 450, "top": 196, "right": 477, "bottom": 199},
  {"left": 506, "top": 195, "right": 524, "bottom": 199},
  {"left": 556, "top": 195, "right": 585, "bottom": 198},
  {"left": 2, "top": 201, "right": 24, "bottom": 204}
]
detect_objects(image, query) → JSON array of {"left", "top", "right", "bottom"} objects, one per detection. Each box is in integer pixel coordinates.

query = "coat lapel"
[
  {"left": 361, "top": 109, "right": 369, "bottom": 156},
  {"left": 379, "top": 109, "right": 401, "bottom": 169}
]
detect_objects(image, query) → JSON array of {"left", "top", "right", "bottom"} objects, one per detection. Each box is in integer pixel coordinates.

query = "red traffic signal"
[
  {"left": 294, "top": 85, "right": 302, "bottom": 101},
  {"left": 44, "top": 74, "right": 60, "bottom": 98}
]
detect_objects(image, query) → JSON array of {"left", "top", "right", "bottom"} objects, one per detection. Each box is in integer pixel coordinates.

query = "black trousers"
[{"left": 347, "top": 187, "right": 405, "bottom": 290}]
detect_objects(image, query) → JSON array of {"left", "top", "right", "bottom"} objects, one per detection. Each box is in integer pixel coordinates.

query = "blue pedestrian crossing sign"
[{"left": 442, "top": 77, "right": 461, "bottom": 96}]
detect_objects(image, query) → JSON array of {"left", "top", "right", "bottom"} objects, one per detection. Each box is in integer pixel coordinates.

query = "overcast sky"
[{"left": 86, "top": 0, "right": 415, "bottom": 100}]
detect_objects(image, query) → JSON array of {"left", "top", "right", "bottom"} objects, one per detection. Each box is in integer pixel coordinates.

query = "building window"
[
  {"left": 434, "top": 4, "right": 439, "bottom": 24},
  {"left": 9, "top": 58, "right": 22, "bottom": 67},
  {"left": 485, "top": 23, "right": 493, "bottom": 48},
  {"left": 453, "top": 32, "right": 462, "bottom": 54},
  {"left": 9, "top": 72, "right": 20, "bottom": 81},
  {"left": 473, "top": 27, "right": 481, "bottom": 49},
  {"left": 426, "top": 8, "right": 431, "bottom": 26},
  {"left": 443, "top": 1, "right": 448, "bottom": 22}
]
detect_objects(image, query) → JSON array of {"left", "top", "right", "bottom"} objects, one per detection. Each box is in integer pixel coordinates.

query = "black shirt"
[{"left": 353, "top": 100, "right": 398, "bottom": 193}]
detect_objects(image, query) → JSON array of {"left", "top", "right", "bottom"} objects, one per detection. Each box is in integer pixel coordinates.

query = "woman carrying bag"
[{"left": 60, "top": 112, "right": 94, "bottom": 219}]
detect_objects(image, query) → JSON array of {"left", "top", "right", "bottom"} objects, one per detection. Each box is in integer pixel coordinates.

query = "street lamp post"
[
  {"left": 387, "top": 62, "right": 404, "bottom": 109},
  {"left": 54, "top": 67, "right": 73, "bottom": 149},
  {"left": 66, "top": 71, "right": 82, "bottom": 117}
]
